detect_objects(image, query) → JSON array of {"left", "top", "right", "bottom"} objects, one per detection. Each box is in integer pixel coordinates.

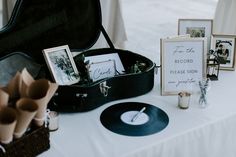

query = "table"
[
  {"left": 1, "top": 0, "right": 127, "bottom": 49},
  {"left": 40, "top": 70, "right": 236, "bottom": 157}
]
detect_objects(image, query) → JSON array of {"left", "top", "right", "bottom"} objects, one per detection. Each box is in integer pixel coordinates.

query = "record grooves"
[{"left": 100, "top": 102, "right": 169, "bottom": 136}]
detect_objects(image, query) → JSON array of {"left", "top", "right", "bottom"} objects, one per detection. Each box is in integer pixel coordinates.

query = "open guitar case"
[{"left": 0, "top": 0, "right": 155, "bottom": 112}]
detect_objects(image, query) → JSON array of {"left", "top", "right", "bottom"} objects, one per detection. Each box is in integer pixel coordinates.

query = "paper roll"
[
  {"left": 27, "top": 79, "right": 58, "bottom": 126},
  {"left": 0, "top": 107, "right": 17, "bottom": 144},
  {"left": 47, "top": 82, "right": 59, "bottom": 102},
  {"left": 20, "top": 68, "right": 35, "bottom": 97},
  {"left": 7, "top": 71, "right": 22, "bottom": 99},
  {"left": 28, "top": 79, "right": 49, "bottom": 126},
  {"left": 0, "top": 89, "right": 9, "bottom": 109},
  {"left": 14, "top": 98, "right": 38, "bottom": 138}
]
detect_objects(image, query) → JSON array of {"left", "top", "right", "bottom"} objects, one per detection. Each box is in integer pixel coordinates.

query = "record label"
[
  {"left": 120, "top": 111, "right": 149, "bottom": 125},
  {"left": 100, "top": 102, "right": 169, "bottom": 136}
]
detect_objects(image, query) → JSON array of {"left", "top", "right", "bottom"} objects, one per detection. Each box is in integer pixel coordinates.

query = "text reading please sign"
[{"left": 161, "top": 38, "right": 207, "bottom": 95}]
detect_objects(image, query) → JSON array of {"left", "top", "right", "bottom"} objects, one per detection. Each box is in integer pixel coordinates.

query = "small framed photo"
[
  {"left": 178, "top": 19, "right": 213, "bottom": 51},
  {"left": 42, "top": 45, "right": 80, "bottom": 85},
  {"left": 211, "top": 34, "right": 236, "bottom": 70}
]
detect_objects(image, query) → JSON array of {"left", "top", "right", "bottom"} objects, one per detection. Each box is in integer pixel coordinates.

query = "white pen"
[{"left": 131, "top": 107, "right": 146, "bottom": 122}]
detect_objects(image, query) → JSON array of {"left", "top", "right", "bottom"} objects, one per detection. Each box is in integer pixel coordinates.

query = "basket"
[{"left": 0, "top": 126, "right": 50, "bottom": 157}]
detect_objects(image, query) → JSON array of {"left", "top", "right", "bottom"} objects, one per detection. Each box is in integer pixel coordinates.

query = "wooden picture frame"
[
  {"left": 178, "top": 19, "right": 213, "bottom": 51},
  {"left": 161, "top": 37, "right": 207, "bottom": 95},
  {"left": 42, "top": 45, "right": 80, "bottom": 85},
  {"left": 211, "top": 34, "right": 236, "bottom": 71}
]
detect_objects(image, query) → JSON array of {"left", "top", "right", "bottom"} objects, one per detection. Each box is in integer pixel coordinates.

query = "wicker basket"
[{"left": 0, "top": 126, "right": 50, "bottom": 157}]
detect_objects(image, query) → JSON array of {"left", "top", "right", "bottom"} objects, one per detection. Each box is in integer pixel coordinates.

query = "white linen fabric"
[
  {"left": 1, "top": 0, "right": 127, "bottom": 49},
  {"left": 39, "top": 70, "right": 236, "bottom": 157},
  {"left": 213, "top": 0, "right": 236, "bottom": 34}
]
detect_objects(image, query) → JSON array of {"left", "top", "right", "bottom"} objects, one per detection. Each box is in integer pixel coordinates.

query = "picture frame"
[
  {"left": 211, "top": 34, "right": 236, "bottom": 70},
  {"left": 161, "top": 37, "right": 207, "bottom": 95},
  {"left": 178, "top": 19, "right": 213, "bottom": 51},
  {"left": 42, "top": 45, "right": 80, "bottom": 85}
]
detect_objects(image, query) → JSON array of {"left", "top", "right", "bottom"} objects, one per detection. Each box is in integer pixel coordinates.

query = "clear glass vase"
[{"left": 198, "top": 78, "right": 211, "bottom": 108}]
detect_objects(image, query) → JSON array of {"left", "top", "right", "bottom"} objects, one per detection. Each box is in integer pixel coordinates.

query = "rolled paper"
[
  {"left": 0, "top": 89, "right": 9, "bottom": 109},
  {"left": 14, "top": 98, "right": 38, "bottom": 138},
  {"left": 20, "top": 68, "right": 35, "bottom": 97},
  {"left": 7, "top": 71, "right": 22, "bottom": 99},
  {"left": 0, "top": 107, "right": 17, "bottom": 144},
  {"left": 28, "top": 79, "right": 50, "bottom": 126},
  {"left": 47, "top": 82, "right": 59, "bottom": 102},
  {"left": 27, "top": 79, "right": 58, "bottom": 126}
]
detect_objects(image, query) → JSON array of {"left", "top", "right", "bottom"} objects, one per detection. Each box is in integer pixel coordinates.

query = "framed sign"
[
  {"left": 85, "top": 53, "right": 125, "bottom": 74},
  {"left": 211, "top": 34, "right": 236, "bottom": 70},
  {"left": 42, "top": 45, "right": 80, "bottom": 85},
  {"left": 161, "top": 38, "right": 207, "bottom": 95},
  {"left": 87, "top": 60, "right": 116, "bottom": 82},
  {"left": 178, "top": 19, "right": 212, "bottom": 51}
]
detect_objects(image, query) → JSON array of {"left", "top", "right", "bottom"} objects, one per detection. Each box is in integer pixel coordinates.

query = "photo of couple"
[{"left": 215, "top": 41, "right": 231, "bottom": 65}]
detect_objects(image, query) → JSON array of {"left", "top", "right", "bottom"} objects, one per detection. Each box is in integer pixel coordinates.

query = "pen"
[{"left": 131, "top": 107, "right": 146, "bottom": 122}]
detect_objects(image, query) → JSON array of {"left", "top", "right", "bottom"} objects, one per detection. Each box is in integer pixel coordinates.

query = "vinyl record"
[{"left": 100, "top": 102, "right": 169, "bottom": 136}]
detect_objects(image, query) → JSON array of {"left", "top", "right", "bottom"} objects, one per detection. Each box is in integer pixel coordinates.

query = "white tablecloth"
[
  {"left": 39, "top": 70, "right": 236, "bottom": 157},
  {"left": 1, "top": 0, "right": 127, "bottom": 48}
]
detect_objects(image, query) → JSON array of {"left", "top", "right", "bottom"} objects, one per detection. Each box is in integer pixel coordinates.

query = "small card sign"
[
  {"left": 87, "top": 60, "right": 116, "bottom": 82},
  {"left": 85, "top": 53, "right": 125, "bottom": 74},
  {"left": 161, "top": 37, "right": 207, "bottom": 95}
]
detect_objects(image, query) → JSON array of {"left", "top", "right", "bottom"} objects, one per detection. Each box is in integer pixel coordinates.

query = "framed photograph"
[
  {"left": 42, "top": 45, "right": 80, "bottom": 85},
  {"left": 178, "top": 19, "right": 213, "bottom": 51},
  {"left": 211, "top": 34, "right": 236, "bottom": 70},
  {"left": 161, "top": 37, "right": 207, "bottom": 95}
]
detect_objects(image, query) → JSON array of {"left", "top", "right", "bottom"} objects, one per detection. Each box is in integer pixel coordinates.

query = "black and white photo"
[
  {"left": 211, "top": 35, "right": 236, "bottom": 70},
  {"left": 43, "top": 45, "right": 80, "bottom": 85},
  {"left": 178, "top": 19, "right": 212, "bottom": 51},
  {"left": 186, "top": 27, "right": 205, "bottom": 37}
]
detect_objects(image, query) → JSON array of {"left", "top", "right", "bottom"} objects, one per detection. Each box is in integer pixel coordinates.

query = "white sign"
[
  {"left": 161, "top": 38, "right": 207, "bottom": 95},
  {"left": 85, "top": 53, "right": 125, "bottom": 74},
  {"left": 87, "top": 60, "right": 116, "bottom": 82}
]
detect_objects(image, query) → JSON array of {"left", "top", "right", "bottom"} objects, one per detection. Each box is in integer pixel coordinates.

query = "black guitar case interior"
[{"left": 0, "top": 0, "right": 155, "bottom": 112}]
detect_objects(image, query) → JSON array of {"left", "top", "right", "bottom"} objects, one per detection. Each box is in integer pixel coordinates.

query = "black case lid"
[{"left": 0, "top": 0, "right": 102, "bottom": 62}]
